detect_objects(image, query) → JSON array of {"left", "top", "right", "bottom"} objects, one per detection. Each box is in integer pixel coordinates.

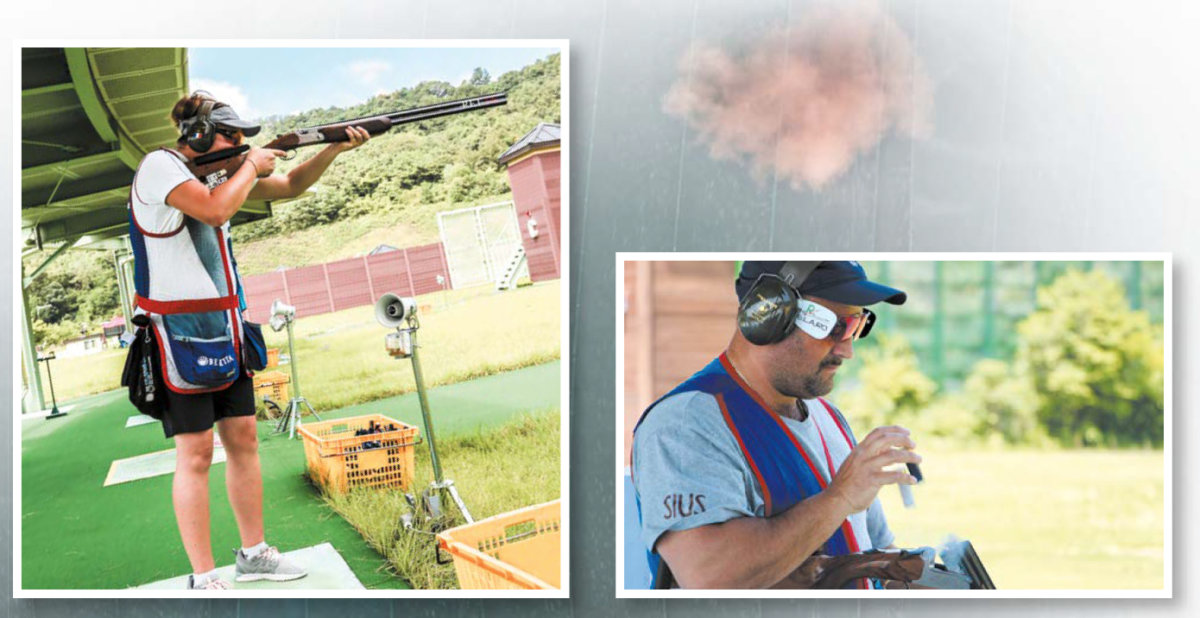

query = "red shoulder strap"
[{"left": 135, "top": 294, "right": 239, "bottom": 315}]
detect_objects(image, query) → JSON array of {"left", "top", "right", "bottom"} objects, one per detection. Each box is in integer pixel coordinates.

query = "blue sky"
[{"left": 188, "top": 47, "right": 558, "bottom": 120}]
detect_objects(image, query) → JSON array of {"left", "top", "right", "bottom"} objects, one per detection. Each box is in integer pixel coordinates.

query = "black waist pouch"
[
  {"left": 121, "top": 315, "right": 166, "bottom": 419},
  {"left": 242, "top": 320, "right": 268, "bottom": 372}
]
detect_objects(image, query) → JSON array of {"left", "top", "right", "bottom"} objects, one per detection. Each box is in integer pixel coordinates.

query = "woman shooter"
[{"left": 128, "top": 91, "right": 368, "bottom": 590}]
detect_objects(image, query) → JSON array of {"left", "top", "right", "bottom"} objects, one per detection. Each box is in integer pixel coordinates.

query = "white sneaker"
[
  {"left": 187, "top": 574, "right": 232, "bottom": 590},
  {"left": 234, "top": 546, "right": 307, "bottom": 582}
]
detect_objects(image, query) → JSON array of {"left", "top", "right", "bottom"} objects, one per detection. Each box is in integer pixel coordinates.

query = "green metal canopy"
[
  {"left": 19, "top": 47, "right": 289, "bottom": 414},
  {"left": 20, "top": 47, "right": 271, "bottom": 251}
]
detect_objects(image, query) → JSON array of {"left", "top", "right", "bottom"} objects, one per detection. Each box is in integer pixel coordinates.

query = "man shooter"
[{"left": 631, "top": 261, "right": 922, "bottom": 589}]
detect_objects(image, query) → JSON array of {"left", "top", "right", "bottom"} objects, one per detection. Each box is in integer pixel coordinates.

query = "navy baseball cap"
[{"left": 736, "top": 261, "right": 907, "bottom": 306}]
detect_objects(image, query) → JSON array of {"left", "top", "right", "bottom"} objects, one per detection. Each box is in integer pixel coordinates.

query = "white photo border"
[
  {"left": 614, "top": 251, "right": 1172, "bottom": 599},
  {"left": 12, "top": 38, "right": 570, "bottom": 600}
]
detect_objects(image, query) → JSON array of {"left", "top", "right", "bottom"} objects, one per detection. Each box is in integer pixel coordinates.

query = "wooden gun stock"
[
  {"left": 774, "top": 550, "right": 927, "bottom": 589},
  {"left": 185, "top": 145, "right": 256, "bottom": 190},
  {"left": 183, "top": 91, "right": 508, "bottom": 190}
]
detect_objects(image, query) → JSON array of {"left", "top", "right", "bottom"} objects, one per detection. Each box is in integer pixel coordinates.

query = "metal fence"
[
  {"left": 241, "top": 242, "right": 451, "bottom": 323},
  {"left": 437, "top": 201, "right": 527, "bottom": 289}
]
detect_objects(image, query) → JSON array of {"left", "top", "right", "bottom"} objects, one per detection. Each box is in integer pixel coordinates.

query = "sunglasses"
[
  {"left": 216, "top": 127, "right": 243, "bottom": 142},
  {"left": 794, "top": 299, "right": 875, "bottom": 342}
]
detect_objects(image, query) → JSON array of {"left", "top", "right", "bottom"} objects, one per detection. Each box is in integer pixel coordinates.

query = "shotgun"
[
  {"left": 778, "top": 541, "right": 995, "bottom": 589},
  {"left": 186, "top": 91, "right": 508, "bottom": 189}
]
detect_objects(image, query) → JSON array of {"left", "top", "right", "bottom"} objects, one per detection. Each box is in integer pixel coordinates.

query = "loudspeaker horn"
[{"left": 375, "top": 292, "right": 416, "bottom": 328}]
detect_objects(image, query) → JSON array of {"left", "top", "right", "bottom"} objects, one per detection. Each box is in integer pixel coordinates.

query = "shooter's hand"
[
  {"left": 825, "top": 425, "right": 921, "bottom": 515},
  {"left": 246, "top": 147, "right": 284, "bottom": 177},
  {"left": 331, "top": 126, "right": 370, "bottom": 154}
]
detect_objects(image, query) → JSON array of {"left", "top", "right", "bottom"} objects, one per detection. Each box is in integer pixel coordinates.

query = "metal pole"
[
  {"left": 20, "top": 264, "right": 45, "bottom": 414},
  {"left": 113, "top": 251, "right": 133, "bottom": 335},
  {"left": 408, "top": 329, "right": 444, "bottom": 483},
  {"left": 40, "top": 356, "right": 65, "bottom": 419},
  {"left": 285, "top": 319, "right": 302, "bottom": 400}
]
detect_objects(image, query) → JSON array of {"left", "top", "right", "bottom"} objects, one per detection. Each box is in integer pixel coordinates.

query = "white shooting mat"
[
  {"left": 103, "top": 435, "right": 225, "bottom": 487},
  {"left": 132, "top": 543, "right": 364, "bottom": 590},
  {"left": 125, "top": 415, "right": 159, "bottom": 428}
]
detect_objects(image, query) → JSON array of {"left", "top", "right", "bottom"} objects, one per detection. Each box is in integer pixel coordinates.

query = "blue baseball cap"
[{"left": 736, "top": 261, "right": 907, "bottom": 306}]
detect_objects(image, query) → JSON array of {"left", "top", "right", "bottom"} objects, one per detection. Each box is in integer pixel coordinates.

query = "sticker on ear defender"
[{"left": 795, "top": 299, "right": 837, "bottom": 339}]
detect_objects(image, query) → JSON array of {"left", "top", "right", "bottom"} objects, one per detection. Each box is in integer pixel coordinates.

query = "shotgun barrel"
[
  {"left": 185, "top": 91, "right": 508, "bottom": 190},
  {"left": 264, "top": 92, "right": 508, "bottom": 151}
]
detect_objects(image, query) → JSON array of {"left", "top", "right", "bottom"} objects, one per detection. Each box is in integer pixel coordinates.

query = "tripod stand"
[{"left": 272, "top": 316, "right": 319, "bottom": 439}]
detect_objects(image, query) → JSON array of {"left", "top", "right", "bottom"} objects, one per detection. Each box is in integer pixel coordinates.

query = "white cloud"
[
  {"left": 189, "top": 77, "right": 258, "bottom": 120},
  {"left": 347, "top": 59, "right": 392, "bottom": 86}
]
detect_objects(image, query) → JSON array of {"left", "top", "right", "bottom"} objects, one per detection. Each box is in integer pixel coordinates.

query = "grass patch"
[
  {"left": 38, "top": 281, "right": 560, "bottom": 410},
  {"left": 261, "top": 280, "right": 560, "bottom": 411},
  {"left": 30, "top": 348, "right": 127, "bottom": 405},
  {"left": 317, "top": 411, "right": 560, "bottom": 589},
  {"left": 877, "top": 448, "right": 1164, "bottom": 589}
]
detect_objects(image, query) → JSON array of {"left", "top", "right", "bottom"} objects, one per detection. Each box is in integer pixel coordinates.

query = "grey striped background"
[{"left": 3, "top": 0, "right": 1197, "bottom": 616}]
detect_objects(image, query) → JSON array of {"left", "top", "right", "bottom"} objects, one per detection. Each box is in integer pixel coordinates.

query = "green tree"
[
  {"left": 840, "top": 334, "right": 937, "bottom": 431},
  {"left": 958, "top": 358, "right": 1044, "bottom": 445},
  {"left": 1016, "top": 269, "right": 1164, "bottom": 447},
  {"left": 468, "top": 67, "right": 491, "bottom": 86}
]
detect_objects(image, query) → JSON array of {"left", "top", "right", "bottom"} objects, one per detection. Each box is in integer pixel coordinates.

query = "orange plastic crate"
[
  {"left": 297, "top": 414, "right": 420, "bottom": 493},
  {"left": 252, "top": 371, "right": 290, "bottom": 404},
  {"left": 437, "top": 500, "right": 561, "bottom": 590}
]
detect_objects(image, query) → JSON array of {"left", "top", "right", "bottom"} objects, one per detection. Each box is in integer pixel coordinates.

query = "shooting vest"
[
  {"left": 127, "top": 148, "right": 243, "bottom": 394},
  {"left": 632, "top": 353, "right": 870, "bottom": 589}
]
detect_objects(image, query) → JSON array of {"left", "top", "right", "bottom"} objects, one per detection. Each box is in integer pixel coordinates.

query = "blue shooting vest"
[{"left": 632, "top": 353, "right": 867, "bottom": 589}]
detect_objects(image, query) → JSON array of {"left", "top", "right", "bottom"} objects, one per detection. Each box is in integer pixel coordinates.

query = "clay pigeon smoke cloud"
[{"left": 664, "top": 2, "right": 933, "bottom": 191}]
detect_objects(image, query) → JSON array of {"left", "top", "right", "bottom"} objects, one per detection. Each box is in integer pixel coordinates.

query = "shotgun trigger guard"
[{"left": 281, "top": 149, "right": 297, "bottom": 161}]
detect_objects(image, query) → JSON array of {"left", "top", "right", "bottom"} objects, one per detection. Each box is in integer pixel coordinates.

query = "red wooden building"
[{"left": 499, "top": 123, "right": 561, "bottom": 282}]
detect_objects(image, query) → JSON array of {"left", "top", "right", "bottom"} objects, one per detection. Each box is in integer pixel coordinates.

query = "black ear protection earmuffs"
[
  {"left": 737, "top": 261, "right": 821, "bottom": 345},
  {"left": 183, "top": 93, "right": 219, "bottom": 153}
]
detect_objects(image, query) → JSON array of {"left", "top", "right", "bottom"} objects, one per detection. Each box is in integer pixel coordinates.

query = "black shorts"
[{"left": 161, "top": 372, "right": 255, "bottom": 438}]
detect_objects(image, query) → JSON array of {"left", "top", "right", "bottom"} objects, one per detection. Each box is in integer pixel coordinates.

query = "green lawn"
[
  {"left": 260, "top": 280, "right": 560, "bottom": 411},
  {"left": 20, "top": 361, "right": 560, "bottom": 590},
  {"left": 34, "top": 280, "right": 560, "bottom": 410},
  {"left": 30, "top": 347, "right": 127, "bottom": 406},
  {"left": 876, "top": 448, "right": 1165, "bottom": 590}
]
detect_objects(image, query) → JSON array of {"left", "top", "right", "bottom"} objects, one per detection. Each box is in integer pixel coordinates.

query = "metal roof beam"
[
  {"left": 23, "top": 169, "right": 131, "bottom": 210},
  {"left": 21, "top": 149, "right": 124, "bottom": 182},
  {"left": 63, "top": 48, "right": 118, "bottom": 144},
  {"left": 32, "top": 207, "right": 128, "bottom": 246}
]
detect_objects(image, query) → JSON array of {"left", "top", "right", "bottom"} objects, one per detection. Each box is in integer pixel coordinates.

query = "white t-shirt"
[
  {"left": 131, "top": 149, "right": 195, "bottom": 235},
  {"left": 129, "top": 149, "right": 232, "bottom": 303}
]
